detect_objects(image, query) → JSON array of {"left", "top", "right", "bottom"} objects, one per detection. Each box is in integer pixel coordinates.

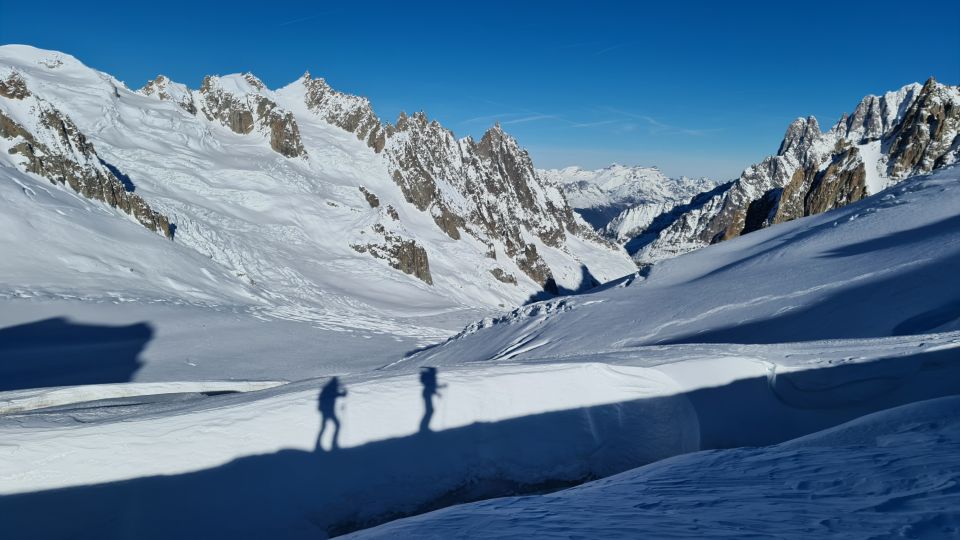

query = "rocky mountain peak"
[
  {"left": 242, "top": 73, "right": 266, "bottom": 91},
  {"left": 300, "top": 74, "right": 385, "bottom": 152},
  {"left": 139, "top": 75, "right": 197, "bottom": 115},
  {"left": 628, "top": 79, "right": 959, "bottom": 264},
  {"left": 196, "top": 73, "right": 306, "bottom": 158},
  {"left": 777, "top": 116, "right": 822, "bottom": 159}
]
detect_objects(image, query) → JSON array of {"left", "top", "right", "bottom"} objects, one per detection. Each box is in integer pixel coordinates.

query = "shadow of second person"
[
  {"left": 419, "top": 367, "right": 446, "bottom": 433},
  {"left": 316, "top": 377, "right": 347, "bottom": 451},
  {"left": 0, "top": 317, "right": 153, "bottom": 391}
]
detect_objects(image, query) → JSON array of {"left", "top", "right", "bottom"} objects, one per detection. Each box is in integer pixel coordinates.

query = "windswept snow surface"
[
  {"left": 347, "top": 396, "right": 960, "bottom": 539},
  {"left": 407, "top": 165, "right": 960, "bottom": 365}
]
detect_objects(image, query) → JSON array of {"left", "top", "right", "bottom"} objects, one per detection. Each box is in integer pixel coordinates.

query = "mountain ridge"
[
  {"left": 627, "top": 77, "right": 959, "bottom": 263},
  {"left": 0, "top": 45, "right": 635, "bottom": 333}
]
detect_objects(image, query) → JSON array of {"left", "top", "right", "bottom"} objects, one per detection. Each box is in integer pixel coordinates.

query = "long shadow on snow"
[
  {"left": 654, "top": 251, "right": 960, "bottom": 345},
  {"left": 524, "top": 264, "right": 602, "bottom": 304},
  {"left": 2, "top": 348, "right": 958, "bottom": 539},
  {"left": 0, "top": 317, "right": 152, "bottom": 391}
]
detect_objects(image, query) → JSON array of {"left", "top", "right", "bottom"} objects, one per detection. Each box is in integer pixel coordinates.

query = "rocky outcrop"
[
  {"left": 0, "top": 98, "right": 172, "bottom": 238},
  {"left": 631, "top": 79, "right": 960, "bottom": 263},
  {"left": 490, "top": 268, "right": 517, "bottom": 285},
  {"left": 302, "top": 72, "right": 386, "bottom": 153},
  {"left": 197, "top": 75, "right": 306, "bottom": 158},
  {"left": 805, "top": 147, "right": 868, "bottom": 216},
  {"left": 351, "top": 224, "right": 432, "bottom": 285},
  {"left": 0, "top": 71, "right": 29, "bottom": 100},
  {"left": 140, "top": 75, "right": 197, "bottom": 114},
  {"left": 359, "top": 186, "right": 380, "bottom": 208},
  {"left": 142, "top": 74, "right": 307, "bottom": 158}
]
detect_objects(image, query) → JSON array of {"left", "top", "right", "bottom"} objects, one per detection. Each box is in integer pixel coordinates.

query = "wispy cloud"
[
  {"left": 501, "top": 114, "right": 557, "bottom": 125},
  {"left": 459, "top": 112, "right": 551, "bottom": 125},
  {"left": 458, "top": 103, "right": 705, "bottom": 135},
  {"left": 602, "top": 107, "right": 723, "bottom": 136},
  {"left": 569, "top": 119, "right": 620, "bottom": 128},
  {"left": 275, "top": 14, "right": 322, "bottom": 27},
  {"left": 594, "top": 42, "right": 630, "bottom": 55}
]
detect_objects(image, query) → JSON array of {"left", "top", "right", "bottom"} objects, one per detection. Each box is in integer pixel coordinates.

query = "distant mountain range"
[{"left": 539, "top": 164, "right": 718, "bottom": 241}]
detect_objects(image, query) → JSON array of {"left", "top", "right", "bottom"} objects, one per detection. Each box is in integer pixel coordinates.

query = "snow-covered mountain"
[
  {"left": 0, "top": 45, "right": 635, "bottom": 335},
  {"left": 630, "top": 78, "right": 960, "bottom": 263},
  {"left": 540, "top": 164, "right": 717, "bottom": 240}
]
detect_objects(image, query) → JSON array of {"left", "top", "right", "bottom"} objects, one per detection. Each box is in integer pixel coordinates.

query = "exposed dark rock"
[
  {"left": 139, "top": 75, "right": 197, "bottom": 115},
  {"left": 197, "top": 75, "right": 306, "bottom": 158},
  {"left": 805, "top": 147, "right": 868, "bottom": 215},
  {"left": 359, "top": 186, "right": 380, "bottom": 208},
  {"left": 887, "top": 77, "right": 960, "bottom": 178},
  {"left": 0, "top": 103, "right": 172, "bottom": 238},
  {"left": 351, "top": 228, "right": 432, "bottom": 285},
  {"left": 302, "top": 72, "right": 385, "bottom": 153},
  {"left": 489, "top": 268, "right": 517, "bottom": 285},
  {"left": 0, "top": 72, "right": 29, "bottom": 100},
  {"left": 741, "top": 188, "right": 782, "bottom": 235},
  {"left": 432, "top": 205, "right": 463, "bottom": 240},
  {"left": 514, "top": 244, "right": 554, "bottom": 289}
]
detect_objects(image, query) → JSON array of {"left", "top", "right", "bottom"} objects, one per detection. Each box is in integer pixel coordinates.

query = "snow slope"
[
  {"left": 407, "top": 165, "right": 960, "bottom": 365},
  {"left": 348, "top": 396, "right": 960, "bottom": 539}
]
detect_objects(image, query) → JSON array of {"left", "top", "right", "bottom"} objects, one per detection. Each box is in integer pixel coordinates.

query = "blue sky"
[{"left": 2, "top": 1, "right": 958, "bottom": 179}]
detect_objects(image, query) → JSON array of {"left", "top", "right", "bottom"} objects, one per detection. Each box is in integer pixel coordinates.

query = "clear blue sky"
[{"left": 2, "top": 1, "right": 958, "bottom": 179}]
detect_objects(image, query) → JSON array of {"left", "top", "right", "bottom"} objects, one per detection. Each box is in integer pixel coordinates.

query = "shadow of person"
[
  {"left": 419, "top": 367, "right": 446, "bottom": 433},
  {"left": 316, "top": 377, "right": 347, "bottom": 451}
]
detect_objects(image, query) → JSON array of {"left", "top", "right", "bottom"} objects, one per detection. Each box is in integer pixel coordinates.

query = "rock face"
[
  {"left": 631, "top": 78, "right": 960, "bottom": 263},
  {"left": 137, "top": 68, "right": 628, "bottom": 291},
  {"left": 197, "top": 74, "right": 306, "bottom": 158},
  {"left": 0, "top": 76, "right": 172, "bottom": 238},
  {"left": 294, "top": 73, "right": 600, "bottom": 288},
  {"left": 301, "top": 73, "right": 386, "bottom": 153},
  {"left": 380, "top": 116, "right": 582, "bottom": 287},
  {"left": 352, "top": 224, "right": 433, "bottom": 285},
  {"left": 141, "top": 73, "right": 307, "bottom": 158},
  {"left": 140, "top": 75, "right": 197, "bottom": 115}
]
